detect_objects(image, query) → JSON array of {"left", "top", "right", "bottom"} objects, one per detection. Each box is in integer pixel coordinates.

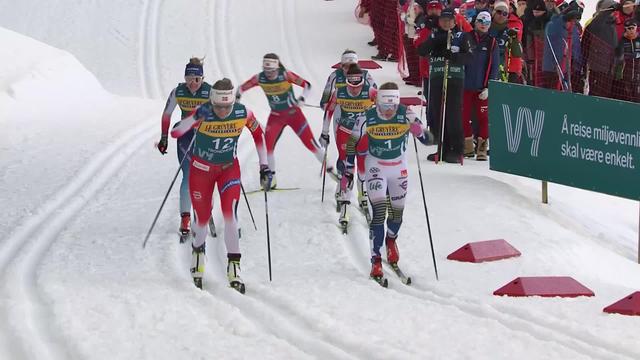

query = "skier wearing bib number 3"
[
  {"left": 237, "top": 53, "right": 326, "bottom": 190},
  {"left": 349, "top": 82, "right": 434, "bottom": 286},
  {"left": 170, "top": 78, "right": 270, "bottom": 293}
]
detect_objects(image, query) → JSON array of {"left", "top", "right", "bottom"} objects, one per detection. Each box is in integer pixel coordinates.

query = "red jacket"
[
  {"left": 613, "top": 9, "right": 634, "bottom": 41},
  {"left": 506, "top": 13, "right": 524, "bottom": 74}
]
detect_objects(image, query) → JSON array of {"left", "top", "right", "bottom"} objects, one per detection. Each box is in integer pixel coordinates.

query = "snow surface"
[{"left": 0, "top": 1, "right": 639, "bottom": 359}]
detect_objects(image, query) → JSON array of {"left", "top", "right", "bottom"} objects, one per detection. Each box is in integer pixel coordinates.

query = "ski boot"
[
  {"left": 370, "top": 256, "right": 388, "bottom": 287},
  {"left": 385, "top": 234, "right": 400, "bottom": 265},
  {"left": 227, "top": 256, "right": 246, "bottom": 294},
  {"left": 179, "top": 212, "right": 191, "bottom": 243},
  {"left": 190, "top": 243, "right": 206, "bottom": 289}
]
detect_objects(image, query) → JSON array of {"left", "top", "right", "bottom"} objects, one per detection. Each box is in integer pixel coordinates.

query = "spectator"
[
  {"left": 372, "top": 0, "right": 401, "bottom": 61},
  {"left": 516, "top": 0, "right": 528, "bottom": 17},
  {"left": 542, "top": 4, "right": 581, "bottom": 90},
  {"left": 415, "top": 0, "right": 444, "bottom": 115},
  {"left": 582, "top": 3, "right": 618, "bottom": 97},
  {"left": 401, "top": 1, "right": 423, "bottom": 85},
  {"left": 418, "top": 8, "right": 473, "bottom": 163},
  {"left": 613, "top": 18, "right": 640, "bottom": 101},
  {"left": 490, "top": 1, "right": 524, "bottom": 82},
  {"left": 614, "top": 0, "right": 637, "bottom": 40},
  {"left": 462, "top": 11, "right": 500, "bottom": 160},
  {"left": 523, "top": 0, "right": 552, "bottom": 85}
]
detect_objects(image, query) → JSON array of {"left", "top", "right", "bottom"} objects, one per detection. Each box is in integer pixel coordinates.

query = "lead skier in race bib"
[
  {"left": 170, "top": 78, "right": 270, "bottom": 293},
  {"left": 349, "top": 82, "right": 433, "bottom": 285},
  {"left": 236, "top": 53, "right": 326, "bottom": 189}
]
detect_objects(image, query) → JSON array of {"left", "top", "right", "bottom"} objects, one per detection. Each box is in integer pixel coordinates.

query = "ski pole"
[
  {"left": 142, "top": 136, "right": 195, "bottom": 249},
  {"left": 413, "top": 136, "right": 439, "bottom": 280},
  {"left": 546, "top": 35, "right": 569, "bottom": 91},
  {"left": 321, "top": 146, "right": 328, "bottom": 202},
  {"left": 240, "top": 183, "right": 258, "bottom": 231},
  {"left": 437, "top": 30, "right": 452, "bottom": 164},
  {"left": 264, "top": 189, "right": 273, "bottom": 281}
]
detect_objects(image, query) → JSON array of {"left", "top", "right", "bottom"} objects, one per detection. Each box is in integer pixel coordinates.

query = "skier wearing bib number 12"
[
  {"left": 236, "top": 53, "right": 326, "bottom": 190},
  {"left": 170, "top": 78, "right": 270, "bottom": 293},
  {"left": 349, "top": 82, "right": 434, "bottom": 286}
]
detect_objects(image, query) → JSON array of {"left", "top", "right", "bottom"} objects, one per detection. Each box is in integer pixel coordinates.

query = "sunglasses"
[
  {"left": 493, "top": 9, "right": 508, "bottom": 16},
  {"left": 378, "top": 103, "right": 397, "bottom": 111},
  {"left": 625, "top": 25, "right": 637, "bottom": 30},
  {"left": 185, "top": 76, "right": 203, "bottom": 83},
  {"left": 476, "top": 19, "right": 492, "bottom": 25}
]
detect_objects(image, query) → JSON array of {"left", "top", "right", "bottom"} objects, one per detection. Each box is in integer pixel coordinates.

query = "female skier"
[
  {"left": 157, "top": 58, "right": 213, "bottom": 242},
  {"left": 321, "top": 64, "right": 377, "bottom": 225},
  {"left": 236, "top": 53, "right": 324, "bottom": 189},
  {"left": 349, "top": 82, "right": 433, "bottom": 285},
  {"left": 170, "top": 78, "right": 270, "bottom": 293}
]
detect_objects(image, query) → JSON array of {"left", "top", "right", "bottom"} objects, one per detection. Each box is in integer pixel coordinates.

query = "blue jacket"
[
  {"left": 464, "top": 31, "right": 500, "bottom": 90},
  {"left": 543, "top": 14, "right": 581, "bottom": 73}
]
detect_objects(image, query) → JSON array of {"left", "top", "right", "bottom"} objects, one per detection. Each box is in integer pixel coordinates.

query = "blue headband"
[{"left": 185, "top": 64, "right": 203, "bottom": 76}]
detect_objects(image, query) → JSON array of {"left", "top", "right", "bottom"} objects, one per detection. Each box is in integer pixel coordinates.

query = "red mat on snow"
[
  {"left": 447, "top": 239, "right": 521, "bottom": 263},
  {"left": 331, "top": 60, "right": 382, "bottom": 69},
  {"left": 400, "top": 97, "right": 426, "bottom": 106},
  {"left": 494, "top": 277, "right": 595, "bottom": 298},
  {"left": 603, "top": 292, "right": 640, "bottom": 316}
]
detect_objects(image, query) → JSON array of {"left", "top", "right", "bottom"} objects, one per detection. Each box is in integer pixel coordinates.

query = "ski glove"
[
  {"left": 260, "top": 165, "right": 273, "bottom": 191},
  {"left": 478, "top": 88, "right": 488, "bottom": 100},
  {"left": 319, "top": 133, "right": 330, "bottom": 148},
  {"left": 235, "top": 90, "right": 242, "bottom": 101},
  {"left": 157, "top": 135, "right": 168, "bottom": 155},
  {"left": 417, "top": 129, "right": 435, "bottom": 146},
  {"left": 507, "top": 28, "right": 519, "bottom": 38},
  {"left": 297, "top": 96, "right": 306, "bottom": 107}
]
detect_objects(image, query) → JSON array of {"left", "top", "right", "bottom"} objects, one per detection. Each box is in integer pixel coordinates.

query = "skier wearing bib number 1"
[
  {"left": 349, "top": 82, "right": 434, "bottom": 286},
  {"left": 170, "top": 78, "right": 271, "bottom": 293},
  {"left": 320, "top": 63, "right": 377, "bottom": 224},
  {"left": 237, "top": 53, "right": 326, "bottom": 190}
]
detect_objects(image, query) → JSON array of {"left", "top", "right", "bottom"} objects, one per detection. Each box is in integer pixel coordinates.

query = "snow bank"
[{"left": 0, "top": 27, "right": 105, "bottom": 108}]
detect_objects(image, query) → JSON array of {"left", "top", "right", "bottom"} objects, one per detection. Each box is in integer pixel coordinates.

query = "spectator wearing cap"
[
  {"left": 417, "top": 8, "right": 473, "bottom": 163},
  {"left": 614, "top": 0, "right": 637, "bottom": 40},
  {"left": 522, "top": 0, "right": 552, "bottom": 85},
  {"left": 613, "top": 18, "right": 640, "bottom": 101},
  {"left": 462, "top": 11, "right": 500, "bottom": 160},
  {"left": 541, "top": 1, "right": 582, "bottom": 90},
  {"left": 415, "top": 0, "right": 444, "bottom": 111},
  {"left": 490, "top": 1, "right": 524, "bottom": 83},
  {"left": 463, "top": 0, "right": 491, "bottom": 23},
  {"left": 582, "top": 1, "right": 618, "bottom": 97}
]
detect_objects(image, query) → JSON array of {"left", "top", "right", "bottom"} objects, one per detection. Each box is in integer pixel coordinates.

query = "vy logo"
[{"left": 501, "top": 104, "right": 544, "bottom": 157}]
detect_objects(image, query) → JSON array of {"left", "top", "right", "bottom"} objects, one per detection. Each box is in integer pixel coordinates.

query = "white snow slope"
[{"left": 0, "top": 1, "right": 639, "bottom": 359}]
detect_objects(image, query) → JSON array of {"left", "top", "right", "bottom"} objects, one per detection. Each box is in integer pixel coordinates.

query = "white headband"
[
  {"left": 377, "top": 89, "right": 400, "bottom": 105},
  {"left": 210, "top": 88, "right": 235, "bottom": 105},
  {"left": 341, "top": 53, "right": 358, "bottom": 65},
  {"left": 263, "top": 58, "right": 279, "bottom": 70}
]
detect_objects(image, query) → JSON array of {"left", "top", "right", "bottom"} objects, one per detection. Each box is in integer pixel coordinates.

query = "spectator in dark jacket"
[
  {"left": 614, "top": 0, "right": 637, "bottom": 40},
  {"left": 614, "top": 18, "right": 640, "bottom": 101},
  {"left": 523, "top": 0, "right": 552, "bottom": 85},
  {"left": 542, "top": 5, "right": 581, "bottom": 90},
  {"left": 582, "top": 5, "right": 618, "bottom": 97},
  {"left": 418, "top": 8, "right": 474, "bottom": 163},
  {"left": 462, "top": 11, "right": 500, "bottom": 160}
]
